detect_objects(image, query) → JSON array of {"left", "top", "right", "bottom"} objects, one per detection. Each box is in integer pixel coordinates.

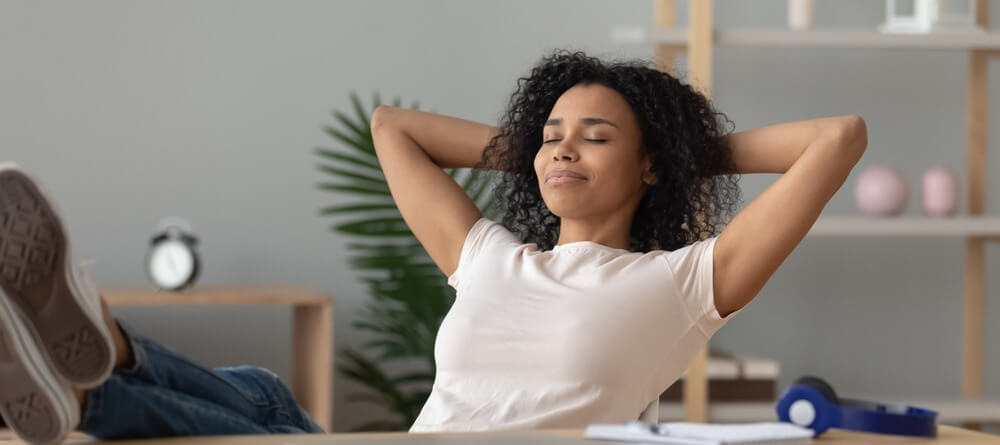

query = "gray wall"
[{"left": 1, "top": 0, "right": 997, "bottom": 432}]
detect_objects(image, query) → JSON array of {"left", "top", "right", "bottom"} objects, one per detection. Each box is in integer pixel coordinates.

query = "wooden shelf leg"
[
  {"left": 681, "top": 0, "right": 714, "bottom": 425},
  {"left": 960, "top": 2, "right": 989, "bottom": 428},
  {"left": 963, "top": 238, "right": 985, "bottom": 399},
  {"left": 963, "top": 49, "right": 987, "bottom": 402},
  {"left": 654, "top": 0, "right": 685, "bottom": 74},
  {"left": 293, "top": 302, "right": 334, "bottom": 432},
  {"left": 683, "top": 347, "right": 709, "bottom": 423},
  {"left": 688, "top": 0, "right": 714, "bottom": 95}
]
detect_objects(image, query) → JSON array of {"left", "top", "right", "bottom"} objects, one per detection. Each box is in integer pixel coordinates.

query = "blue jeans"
[{"left": 77, "top": 322, "right": 325, "bottom": 439}]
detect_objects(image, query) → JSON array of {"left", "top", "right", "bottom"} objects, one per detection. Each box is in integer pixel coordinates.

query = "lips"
[{"left": 545, "top": 169, "right": 588, "bottom": 184}]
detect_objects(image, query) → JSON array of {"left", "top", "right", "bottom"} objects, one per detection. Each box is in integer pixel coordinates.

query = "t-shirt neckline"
[{"left": 552, "top": 240, "right": 630, "bottom": 254}]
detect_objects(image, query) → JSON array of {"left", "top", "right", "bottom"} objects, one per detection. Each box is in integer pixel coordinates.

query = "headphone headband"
[{"left": 838, "top": 398, "right": 938, "bottom": 437}]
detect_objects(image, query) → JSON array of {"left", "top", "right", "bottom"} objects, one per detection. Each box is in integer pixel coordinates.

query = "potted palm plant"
[{"left": 315, "top": 92, "right": 496, "bottom": 431}]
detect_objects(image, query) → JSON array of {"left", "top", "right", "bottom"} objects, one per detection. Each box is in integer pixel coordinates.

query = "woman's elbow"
[
  {"left": 830, "top": 115, "right": 868, "bottom": 158},
  {"left": 370, "top": 105, "right": 398, "bottom": 135}
]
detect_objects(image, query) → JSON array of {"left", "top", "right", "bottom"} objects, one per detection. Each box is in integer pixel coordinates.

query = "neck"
[{"left": 555, "top": 212, "right": 634, "bottom": 250}]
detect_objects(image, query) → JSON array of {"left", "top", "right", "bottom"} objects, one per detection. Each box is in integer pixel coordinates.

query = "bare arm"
[
  {"left": 713, "top": 115, "right": 868, "bottom": 317},
  {"left": 370, "top": 106, "right": 502, "bottom": 276},
  {"left": 722, "top": 115, "right": 859, "bottom": 175},
  {"left": 375, "top": 106, "right": 503, "bottom": 169}
]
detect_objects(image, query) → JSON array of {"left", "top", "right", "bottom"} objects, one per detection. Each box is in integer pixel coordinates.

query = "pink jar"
[
  {"left": 855, "top": 167, "right": 908, "bottom": 217},
  {"left": 922, "top": 168, "right": 959, "bottom": 217}
]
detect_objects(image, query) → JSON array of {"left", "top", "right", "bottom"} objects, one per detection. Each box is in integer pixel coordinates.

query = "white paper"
[
  {"left": 584, "top": 422, "right": 813, "bottom": 445},
  {"left": 660, "top": 422, "right": 813, "bottom": 443}
]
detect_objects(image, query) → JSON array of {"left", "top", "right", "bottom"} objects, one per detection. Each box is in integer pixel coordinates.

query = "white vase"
[{"left": 788, "top": 0, "right": 814, "bottom": 30}]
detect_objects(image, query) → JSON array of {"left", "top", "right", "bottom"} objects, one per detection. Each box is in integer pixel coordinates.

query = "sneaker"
[
  {"left": 0, "top": 297, "right": 79, "bottom": 445},
  {"left": 0, "top": 163, "right": 115, "bottom": 388}
]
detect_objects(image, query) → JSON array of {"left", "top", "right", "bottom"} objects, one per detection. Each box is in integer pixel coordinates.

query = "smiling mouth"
[
  {"left": 545, "top": 171, "right": 588, "bottom": 184},
  {"left": 547, "top": 176, "right": 586, "bottom": 184}
]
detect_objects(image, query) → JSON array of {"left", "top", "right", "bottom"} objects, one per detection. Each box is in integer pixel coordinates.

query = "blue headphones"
[{"left": 776, "top": 376, "right": 938, "bottom": 438}]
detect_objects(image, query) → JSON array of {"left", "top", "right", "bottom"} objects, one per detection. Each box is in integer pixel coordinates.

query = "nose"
[{"left": 552, "top": 141, "right": 579, "bottom": 162}]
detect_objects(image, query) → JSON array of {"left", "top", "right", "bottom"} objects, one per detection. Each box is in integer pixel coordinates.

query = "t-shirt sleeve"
[
  {"left": 662, "top": 236, "right": 742, "bottom": 337},
  {"left": 447, "top": 218, "right": 518, "bottom": 290}
]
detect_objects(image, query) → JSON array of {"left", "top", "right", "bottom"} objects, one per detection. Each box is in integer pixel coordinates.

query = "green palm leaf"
[
  {"left": 349, "top": 420, "right": 409, "bottom": 433},
  {"left": 314, "top": 148, "right": 381, "bottom": 172},
  {"left": 330, "top": 109, "right": 370, "bottom": 145},
  {"left": 316, "top": 165, "right": 385, "bottom": 185},
  {"left": 392, "top": 372, "right": 436, "bottom": 385},
  {"left": 318, "top": 183, "right": 392, "bottom": 197},
  {"left": 323, "top": 123, "right": 374, "bottom": 156},
  {"left": 336, "top": 217, "right": 412, "bottom": 237},
  {"left": 315, "top": 91, "right": 494, "bottom": 431},
  {"left": 319, "top": 203, "right": 398, "bottom": 216},
  {"left": 350, "top": 91, "right": 371, "bottom": 130}
]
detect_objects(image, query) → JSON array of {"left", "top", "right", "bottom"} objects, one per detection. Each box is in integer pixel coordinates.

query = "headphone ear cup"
[{"left": 793, "top": 376, "right": 840, "bottom": 405}]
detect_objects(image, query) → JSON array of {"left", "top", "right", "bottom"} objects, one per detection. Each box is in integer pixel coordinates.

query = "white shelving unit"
[
  {"left": 613, "top": 26, "right": 1000, "bottom": 49},
  {"left": 811, "top": 217, "right": 1000, "bottom": 237},
  {"left": 616, "top": 0, "right": 999, "bottom": 428}
]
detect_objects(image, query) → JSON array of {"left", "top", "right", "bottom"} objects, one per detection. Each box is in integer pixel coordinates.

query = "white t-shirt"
[{"left": 409, "top": 218, "right": 741, "bottom": 432}]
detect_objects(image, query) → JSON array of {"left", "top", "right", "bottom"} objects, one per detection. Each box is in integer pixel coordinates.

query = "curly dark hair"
[{"left": 477, "top": 49, "right": 742, "bottom": 252}]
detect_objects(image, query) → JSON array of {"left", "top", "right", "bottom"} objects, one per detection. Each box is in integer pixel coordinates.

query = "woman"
[
  {"left": 372, "top": 50, "right": 865, "bottom": 431},
  {"left": 0, "top": 50, "right": 866, "bottom": 443}
]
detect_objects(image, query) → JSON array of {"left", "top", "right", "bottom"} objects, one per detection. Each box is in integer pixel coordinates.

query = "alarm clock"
[{"left": 146, "top": 217, "right": 200, "bottom": 291}]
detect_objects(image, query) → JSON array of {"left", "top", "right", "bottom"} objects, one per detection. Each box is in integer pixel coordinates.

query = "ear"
[
  {"left": 641, "top": 156, "right": 658, "bottom": 185},
  {"left": 643, "top": 170, "right": 658, "bottom": 185}
]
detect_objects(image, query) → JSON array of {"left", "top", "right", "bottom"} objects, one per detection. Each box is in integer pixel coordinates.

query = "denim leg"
[
  {"left": 214, "top": 365, "right": 325, "bottom": 435},
  {"left": 77, "top": 321, "right": 324, "bottom": 439},
  {"left": 78, "top": 374, "right": 271, "bottom": 439}
]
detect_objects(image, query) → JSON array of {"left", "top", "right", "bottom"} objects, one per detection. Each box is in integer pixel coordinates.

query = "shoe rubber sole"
[
  {"left": 0, "top": 166, "right": 114, "bottom": 388},
  {"left": 0, "top": 296, "right": 77, "bottom": 445}
]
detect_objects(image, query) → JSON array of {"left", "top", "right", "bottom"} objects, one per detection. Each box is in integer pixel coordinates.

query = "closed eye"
[{"left": 542, "top": 139, "right": 607, "bottom": 144}]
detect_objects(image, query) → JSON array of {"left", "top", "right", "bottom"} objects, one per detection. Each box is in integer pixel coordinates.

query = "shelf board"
[
  {"left": 807, "top": 217, "right": 1000, "bottom": 237},
  {"left": 658, "top": 398, "right": 1000, "bottom": 423},
  {"left": 102, "top": 285, "right": 332, "bottom": 306},
  {"left": 613, "top": 26, "right": 1000, "bottom": 50}
]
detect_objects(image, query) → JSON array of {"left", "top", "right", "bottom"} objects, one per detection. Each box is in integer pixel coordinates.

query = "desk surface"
[{"left": 2, "top": 426, "right": 995, "bottom": 444}]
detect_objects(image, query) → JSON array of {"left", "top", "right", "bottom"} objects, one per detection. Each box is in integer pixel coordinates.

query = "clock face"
[{"left": 148, "top": 239, "right": 195, "bottom": 290}]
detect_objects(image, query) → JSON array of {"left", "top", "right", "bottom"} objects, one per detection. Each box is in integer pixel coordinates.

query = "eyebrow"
[{"left": 544, "top": 117, "right": 618, "bottom": 128}]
